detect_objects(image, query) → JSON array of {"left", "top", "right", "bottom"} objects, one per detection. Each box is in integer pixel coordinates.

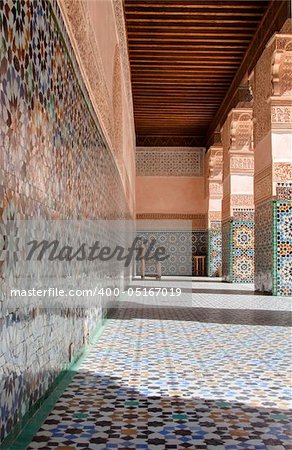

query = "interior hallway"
[{"left": 17, "top": 279, "right": 292, "bottom": 450}]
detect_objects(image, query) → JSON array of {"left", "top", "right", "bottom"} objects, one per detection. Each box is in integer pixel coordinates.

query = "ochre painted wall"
[{"left": 136, "top": 176, "right": 206, "bottom": 215}]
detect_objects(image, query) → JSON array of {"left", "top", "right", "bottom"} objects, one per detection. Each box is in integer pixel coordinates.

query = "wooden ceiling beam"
[
  {"left": 124, "top": 0, "right": 280, "bottom": 140},
  {"left": 206, "top": 0, "right": 291, "bottom": 146}
]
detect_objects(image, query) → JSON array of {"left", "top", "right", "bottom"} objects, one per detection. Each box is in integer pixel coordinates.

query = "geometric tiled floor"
[{"left": 27, "top": 279, "right": 292, "bottom": 449}]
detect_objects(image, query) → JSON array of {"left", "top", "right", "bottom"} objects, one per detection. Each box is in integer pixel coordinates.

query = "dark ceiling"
[{"left": 124, "top": 0, "right": 290, "bottom": 145}]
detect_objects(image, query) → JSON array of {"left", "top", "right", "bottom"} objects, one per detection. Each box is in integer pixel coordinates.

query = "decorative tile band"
[
  {"left": 233, "top": 208, "right": 255, "bottom": 221},
  {"left": 222, "top": 220, "right": 254, "bottom": 283},
  {"left": 207, "top": 228, "right": 222, "bottom": 277},
  {"left": 232, "top": 221, "right": 254, "bottom": 283},
  {"left": 276, "top": 183, "right": 292, "bottom": 201},
  {"left": 222, "top": 221, "right": 232, "bottom": 282}
]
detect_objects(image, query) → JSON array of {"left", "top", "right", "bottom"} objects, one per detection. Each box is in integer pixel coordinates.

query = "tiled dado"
[
  {"left": 136, "top": 231, "right": 193, "bottom": 276},
  {"left": 255, "top": 200, "right": 292, "bottom": 296},
  {"left": 207, "top": 229, "right": 222, "bottom": 277},
  {"left": 135, "top": 230, "right": 207, "bottom": 276},
  {"left": 222, "top": 220, "right": 254, "bottom": 283},
  {"left": 0, "top": 0, "right": 132, "bottom": 445}
]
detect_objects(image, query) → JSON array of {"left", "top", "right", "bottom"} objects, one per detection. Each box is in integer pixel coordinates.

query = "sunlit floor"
[{"left": 26, "top": 278, "right": 291, "bottom": 449}]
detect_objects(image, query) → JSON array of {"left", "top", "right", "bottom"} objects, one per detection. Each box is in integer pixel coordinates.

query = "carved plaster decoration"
[
  {"left": 57, "top": 0, "right": 135, "bottom": 200},
  {"left": 136, "top": 213, "right": 206, "bottom": 229},
  {"left": 209, "top": 182, "right": 223, "bottom": 197},
  {"left": 112, "top": 0, "right": 135, "bottom": 138},
  {"left": 231, "top": 194, "right": 254, "bottom": 209},
  {"left": 230, "top": 155, "right": 254, "bottom": 174},
  {"left": 271, "top": 35, "right": 292, "bottom": 97},
  {"left": 230, "top": 110, "right": 253, "bottom": 151},
  {"left": 113, "top": 46, "right": 123, "bottom": 169},
  {"left": 270, "top": 97, "right": 292, "bottom": 132},
  {"left": 252, "top": 42, "right": 274, "bottom": 146},
  {"left": 253, "top": 33, "right": 292, "bottom": 146},
  {"left": 136, "top": 135, "right": 205, "bottom": 147},
  {"left": 206, "top": 146, "right": 223, "bottom": 180},
  {"left": 136, "top": 147, "right": 204, "bottom": 177},
  {"left": 209, "top": 211, "right": 222, "bottom": 221},
  {"left": 57, "top": 0, "right": 113, "bottom": 144},
  {"left": 273, "top": 163, "right": 292, "bottom": 183}
]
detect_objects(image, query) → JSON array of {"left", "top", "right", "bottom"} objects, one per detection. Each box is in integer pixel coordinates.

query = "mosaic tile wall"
[
  {"left": 232, "top": 221, "right": 254, "bottom": 283},
  {"left": 275, "top": 201, "right": 292, "bottom": 296},
  {"left": 222, "top": 220, "right": 254, "bottom": 283},
  {"left": 222, "top": 221, "right": 232, "bottom": 282},
  {"left": 0, "top": 0, "right": 132, "bottom": 444},
  {"left": 136, "top": 231, "right": 193, "bottom": 276},
  {"left": 207, "top": 229, "right": 222, "bottom": 277},
  {"left": 255, "top": 199, "right": 292, "bottom": 296},
  {"left": 254, "top": 201, "right": 274, "bottom": 293}
]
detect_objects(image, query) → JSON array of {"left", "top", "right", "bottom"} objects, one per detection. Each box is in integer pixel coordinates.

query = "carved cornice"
[
  {"left": 136, "top": 135, "right": 206, "bottom": 147},
  {"left": 112, "top": 0, "right": 135, "bottom": 137}
]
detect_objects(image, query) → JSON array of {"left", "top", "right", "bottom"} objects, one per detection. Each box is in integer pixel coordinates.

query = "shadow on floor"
[
  {"left": 108, "top": 304, "right": 292, "bottom": 327},
  {"left": 26, "top": 372, "right": 291, "bottom": 449}
]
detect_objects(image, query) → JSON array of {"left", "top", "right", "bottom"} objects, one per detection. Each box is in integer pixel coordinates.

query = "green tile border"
[{"left": 0, "top": 316, "right": 108, "bottom": 450}]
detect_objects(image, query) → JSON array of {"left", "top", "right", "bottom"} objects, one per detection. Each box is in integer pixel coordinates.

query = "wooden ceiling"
[{"left": 123, "top": 0, "right": 287, "bottom": 145}]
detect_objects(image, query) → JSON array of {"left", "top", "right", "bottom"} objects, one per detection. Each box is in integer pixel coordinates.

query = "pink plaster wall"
[{"left": 136, "top": 177, "right": 206, "bottom": 215}]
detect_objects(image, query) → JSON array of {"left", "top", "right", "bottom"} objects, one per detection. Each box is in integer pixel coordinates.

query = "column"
[
  {"left": 251, "top": 29, "right": 292, "bottom": 295},
  {"left": 205, "top": 140, "right": 223, "bottom": 277},
  {"left": 221, "top": 103, "right": 255, "bottom": 283}
]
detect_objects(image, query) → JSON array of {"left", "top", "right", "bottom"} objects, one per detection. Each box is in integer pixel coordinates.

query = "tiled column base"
[
  {"left": 222, "top": 220, "right": 254, "bottom": 283},
  {"left": 255, "top": 200, "right": 292, "bottom": 296},
  {"left": 207, "top": 228, "right": 222, "bottom": 277}
]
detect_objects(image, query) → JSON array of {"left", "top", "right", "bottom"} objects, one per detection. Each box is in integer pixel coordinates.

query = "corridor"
[{"left": 16, "top": 280, "right": 292, "bottom": 450}]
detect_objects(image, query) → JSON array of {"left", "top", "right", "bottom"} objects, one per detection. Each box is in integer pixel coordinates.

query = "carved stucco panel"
[
  {"left": 58, "top": 0, "right": 113, "bottom": 144},
  {"left": 230, "top": 155, "right": 254, "bottom": 173},
  {"left": 253, "top": 43, "right": 274, "bottom": 146},
  {"left": 273, "top": 163, "right": 292, "bottom": 183}
]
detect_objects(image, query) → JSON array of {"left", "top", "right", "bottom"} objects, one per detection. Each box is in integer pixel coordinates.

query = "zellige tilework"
[
  {"left": 25, "top": 280, "right": 292, "bottom": 450},
  {"left": 0, "top": 0, "right": 132, "bottom": 445}
]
